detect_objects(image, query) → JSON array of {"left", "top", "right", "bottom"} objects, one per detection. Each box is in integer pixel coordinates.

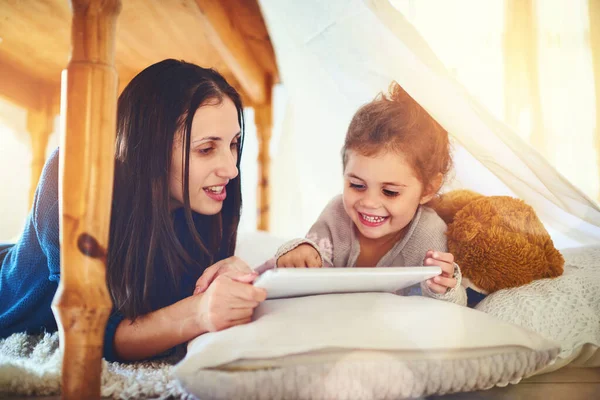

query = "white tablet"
[{"left": 253, "top": 266, "right": 441, "bottom": 299}]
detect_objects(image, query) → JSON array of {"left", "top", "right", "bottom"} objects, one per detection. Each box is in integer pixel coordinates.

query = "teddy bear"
[{"left": 428, "top": 189, "right": 564, "bottom": 305}]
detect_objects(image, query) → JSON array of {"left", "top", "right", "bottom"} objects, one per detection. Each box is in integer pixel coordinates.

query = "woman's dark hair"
[{"left": 108, "top": 59, "right": 244, "bottom": 319}]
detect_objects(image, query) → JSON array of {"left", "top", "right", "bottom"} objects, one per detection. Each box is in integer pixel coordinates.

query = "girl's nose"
[{"left": 359, "top": 190, "right": 380, "bottom": 209}]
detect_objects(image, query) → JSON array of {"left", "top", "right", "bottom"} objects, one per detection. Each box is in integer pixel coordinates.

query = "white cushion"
[
  {"left": 174, "top": 293, "right": 559, "bottom": 399},
  {"left": 475, "top": 245, "right": 600, "bottom": 374}
]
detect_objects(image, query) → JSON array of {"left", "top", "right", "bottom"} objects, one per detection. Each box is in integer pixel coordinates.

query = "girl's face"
[
  {"left": 342, "top": 149, "right": 435, "bottom": 242},
  {"left": 169, "top": 97, "right": 240, "bottom": 215}
]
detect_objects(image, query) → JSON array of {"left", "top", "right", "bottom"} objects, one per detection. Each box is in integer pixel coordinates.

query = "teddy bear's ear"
[{"left": 428, "top": 189, "right": 484, "bottom": 225}]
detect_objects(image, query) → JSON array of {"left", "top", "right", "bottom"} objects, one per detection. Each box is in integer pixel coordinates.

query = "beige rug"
[{"left": 0, "top": 332, "right": 194, "bottom": 399}]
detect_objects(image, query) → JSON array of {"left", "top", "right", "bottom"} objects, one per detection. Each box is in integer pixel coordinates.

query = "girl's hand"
[
  {"left": 194, "top": 274, "right": 267, "bottom": 333},
  {"left": 276, "top": 244, "right": 322, "bottom": 268},
  {"left": 194, "top": 256, "right": 257, "bottom": 295},
  {"left": 424, "top": 250, "right": 457, "bottom": 294}
]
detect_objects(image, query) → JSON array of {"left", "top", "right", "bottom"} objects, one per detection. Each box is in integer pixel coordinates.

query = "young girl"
[
  {"left": 275, "top": 82, "right": 466, "bottom": 306},
  {"left": 0, "top": 59, "right": 267, "bottom": 361}
]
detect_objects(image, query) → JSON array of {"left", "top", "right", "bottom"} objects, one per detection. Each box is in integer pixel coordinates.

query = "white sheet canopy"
[{"left": 258, "top": 0, "right": 600, "bottom": 248}]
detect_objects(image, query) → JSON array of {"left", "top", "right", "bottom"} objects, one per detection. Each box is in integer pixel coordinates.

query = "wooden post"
[
  {"left": 254, "top": 93, "right": 273, "bottom": 231},
  {"left": 51, "top": 1, "right": 121, "bottom": 399},
  {"left": 26, "top": 92, "right": 57, "bottom": 208}
]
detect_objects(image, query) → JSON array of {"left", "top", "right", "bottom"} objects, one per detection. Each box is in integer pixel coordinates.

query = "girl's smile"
[{"left": 357, "top": 211, "right": 389, "bottom": 227}]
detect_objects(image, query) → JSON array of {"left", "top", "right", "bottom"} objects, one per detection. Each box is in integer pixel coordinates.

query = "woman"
[{"left": 0, "top": 59, "right": 266, "bottom": 361}]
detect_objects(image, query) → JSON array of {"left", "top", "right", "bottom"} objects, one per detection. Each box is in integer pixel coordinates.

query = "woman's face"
[{"left": 169, "top": 97, "right": 241, "bottom": 215}]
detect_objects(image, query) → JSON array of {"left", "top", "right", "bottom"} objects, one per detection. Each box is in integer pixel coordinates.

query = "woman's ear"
[{"left": 420, "top": 173, "right": 443, "bottom": 204}]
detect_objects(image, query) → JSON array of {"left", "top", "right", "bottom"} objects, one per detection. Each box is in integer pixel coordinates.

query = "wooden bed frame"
[
  {"left": 0, "top": 0, "right": 278, "bottom": 398},
  {"left": 2, "top": 2, "right": 600, "bottom": 400}
]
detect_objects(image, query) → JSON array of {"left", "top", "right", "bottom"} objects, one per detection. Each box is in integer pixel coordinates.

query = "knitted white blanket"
[
  {"left": 475, "top": 246, "right": 600, "bottom": 371},
  {"left": 0, "top": 332, "right": 192, "bottom": 399}
]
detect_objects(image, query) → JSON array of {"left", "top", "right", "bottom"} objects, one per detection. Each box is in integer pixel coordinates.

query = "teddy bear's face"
[{"left": 446, "top": 197, "right": 564, "bottom": 293}]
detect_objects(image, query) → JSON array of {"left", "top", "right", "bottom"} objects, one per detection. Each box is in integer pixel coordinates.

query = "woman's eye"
[
  {"left": 197, "top": 147, "right": 214, "bottom": 155},
  {"left": 230, "top": 142, "right": 239, "bottom": 150},
  {"left": 383, "top": 189, "right": 399, "bottom": 197},
  {"left": 349, "top": 182, "right": 366, "bottom": 191}
]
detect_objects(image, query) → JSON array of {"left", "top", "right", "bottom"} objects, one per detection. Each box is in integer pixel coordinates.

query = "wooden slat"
[
  {"left": 0, "top": 0, "right": 235, "bottom": 89},
  {"left": 50, "top": 0, "right": 121, "bottom": 398},
  {"left": 0, "top": 0, "right": 279, "bottom": 105},
  {"left": 26, "top": 90, "right": 58, "bottom": 208},
  {"left": 115, "top": 0, "right": 230, "bottom": 81},
  {"left": 0, "top": 59, "right": 48, "bottom": 112},
  {"left": 0, "top": 1, "right": 72, "bottom": 85},
  {"left": 224, "top": 0, "right": 279, "bottom": 82},
  {"left": 254, "top": 90, "right": 273, "bottom": 231},
  {"left": 194, "top": 0, "right": 269, "bottom": 104}
]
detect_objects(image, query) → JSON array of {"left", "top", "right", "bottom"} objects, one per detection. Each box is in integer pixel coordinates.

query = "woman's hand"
[
  {"left": 423, "top": 250, "right": 457, "bottom": 294},
  {"left": 194, "top": 273, "right": 267, "bottom": 333},
  {"left": 113, "top": 271, "right": 266, "bottom": 361},
  {"left": 276, "top": 244, "right": 322, "bottom": 268},
  {"left": 194, "top": 256, "right": 257, "bottom": 295}
]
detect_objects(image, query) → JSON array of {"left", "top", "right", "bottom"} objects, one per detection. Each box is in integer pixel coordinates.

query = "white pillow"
[
  {"left": 174, "top": 293, "right": 559, "bottom": 399},
  {"left": 475, "top": 245, "right": 600, "bottom": 374}
]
